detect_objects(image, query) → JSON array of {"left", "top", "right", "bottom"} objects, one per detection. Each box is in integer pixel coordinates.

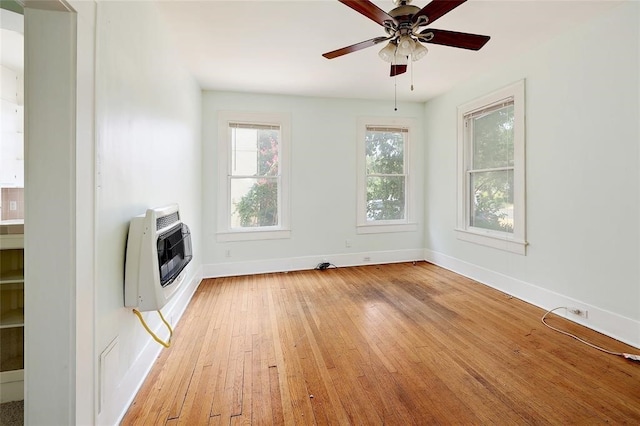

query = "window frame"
[
  {"left": 216, "top": 111, "right": 291, "bottom": 242},
  {"left": 356, "top": 116, "right": 417, "bottom": 234},
  {"left": 456, "top": 80, "right": 527, "bottom": 254}
]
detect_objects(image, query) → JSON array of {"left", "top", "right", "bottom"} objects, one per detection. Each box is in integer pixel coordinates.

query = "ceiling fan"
[{"left": 323, "top": 0, "right": 490, "bottom": 77}]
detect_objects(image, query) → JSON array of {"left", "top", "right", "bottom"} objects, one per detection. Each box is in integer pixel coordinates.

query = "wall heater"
[{"left": 124, "top": 204, "right": 192, "bottom": 312}]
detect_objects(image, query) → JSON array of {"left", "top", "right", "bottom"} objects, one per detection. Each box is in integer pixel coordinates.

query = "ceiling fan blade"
[
  {"left": 390, "top": 64, "right": 407, "bottom": 77},
  {"left": 418, "top": 28, "right": 490, "bottom": 50},
  {"left": 339, "top": 0, "right": 396, "bottom": 26},
  {"left": 412, "top": 0, "right": 467, "bottom": 25},
  {"left": 322, "top": 36, "right": 390, "bottom": 59}
]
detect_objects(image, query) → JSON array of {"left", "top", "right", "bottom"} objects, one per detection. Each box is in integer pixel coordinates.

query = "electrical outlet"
[
  {"left": 345, "top": 239, "right": 352, "bottom": 248},
  {"left": 363, "top": 256, "right": 371, "bottom": 262},
  {"left": 225, "top": 249, "right": 231, "bottom": 258},
  {"left": 568, "top": 308, "right": 588, "bottom": 318}
]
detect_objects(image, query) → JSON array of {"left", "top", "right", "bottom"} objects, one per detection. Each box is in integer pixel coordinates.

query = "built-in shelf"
[{"left": 0, "top": 227, "right": 24, "bottom": 398}]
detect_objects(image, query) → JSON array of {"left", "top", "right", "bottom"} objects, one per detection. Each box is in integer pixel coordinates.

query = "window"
[
  {"left": 217, "top": 111, "right": 290, "bottom": 241},
  {"left": 456, "top": 80, "right": 526, "bottom": 254},
  {"left": 357, "top": 117, "right": 417, "bottom": 234}
]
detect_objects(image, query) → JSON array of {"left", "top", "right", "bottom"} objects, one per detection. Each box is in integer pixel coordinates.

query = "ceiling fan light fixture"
[
  {"left": 412, "top": 42, "right": 428, "bottom": 61},
  {"left": 378, "top": 41, "right": 397, "bottom": 63}
]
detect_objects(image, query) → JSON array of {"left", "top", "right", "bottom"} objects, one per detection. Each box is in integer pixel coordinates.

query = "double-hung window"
[
  {"left": 217, "top": 111, "right": 290, "bottom": 241},
  {"left": 357, "top": 117, "right": 417, "bottom": 234},
  {"left": 456, "top": 80, "right": 526, "bottom": 254}
]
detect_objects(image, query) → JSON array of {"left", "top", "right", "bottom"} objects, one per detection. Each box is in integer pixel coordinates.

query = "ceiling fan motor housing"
[
  {"left": 387, "top": 3, "right": 427, "bottom": 39},
  {"left": 389, "top": 4, "right": 421, "bottom": 22}
]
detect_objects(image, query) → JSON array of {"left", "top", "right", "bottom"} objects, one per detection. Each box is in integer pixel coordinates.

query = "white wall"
[
  {"left": 93, "top": 1, "right": 202, "bottom": 424},
  {"left": 201, "top": 92, "right": 425, "bottom": 275},
  {"left": 423, "top": 1, "right": 639, "bottom": 347}
]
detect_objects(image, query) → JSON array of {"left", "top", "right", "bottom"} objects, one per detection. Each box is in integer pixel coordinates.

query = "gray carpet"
[{"left": 0, "top": 400, "right": 23, "bottom": 426}]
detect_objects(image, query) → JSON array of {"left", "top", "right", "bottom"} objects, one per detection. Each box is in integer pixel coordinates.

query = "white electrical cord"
[{"left": 541, "top": 307, "right": 640, "bottom": 361}]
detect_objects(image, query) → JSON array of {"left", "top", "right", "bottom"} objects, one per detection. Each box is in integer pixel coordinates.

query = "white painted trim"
[
  {"left": 454, "top": 228, "right": 527, "bottom": 255},
  {"left": 106, "top": 267, "right": 203, "bottom": 426},
  {"left": 216, "top": 229, "right": 291, "bottom": 242},
  {"left": 24, "top": 6, "right": 78, "bottom": 424},
  {"left": 73, "top": 2, "right": 97, "bottom": 424},
  {"left": 356, "top": 116, "right": 417, "bottom": 228},
  {"left": 216, "top": 110, "right": 291, "bottom": 238},
  {"left": 203, "top": 249, "right": 424, "bottom": 278},
  {"left": 356, "top": 222, "right": 418, "bottom": 234},
  {"left": 424, "top": 248, "right": 640, "bottom": 350},
  {"left": 456, "top": 80, "right": 527, "bottom": 254}
]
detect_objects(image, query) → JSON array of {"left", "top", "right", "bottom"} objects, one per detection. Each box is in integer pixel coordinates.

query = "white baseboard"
[
  {"left": 103, "top": 266, "right": 203, "bottom": 426},
  {"left": 424, "top": 248, "right": 640, "bottom": 350},
  {"left": 0, "top": 370, "right": 24, "bottom": 403},
  {"left": 202, "top": 249, "right": 425, "bottom": 278}
]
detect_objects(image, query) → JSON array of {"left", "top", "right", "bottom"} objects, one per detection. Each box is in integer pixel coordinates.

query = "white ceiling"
[
  {"left": 0, "top": 1, "right": 625, "bottom": 101},
  {"left": 156, "top": 0, "right": 623, "bottom": 102}
]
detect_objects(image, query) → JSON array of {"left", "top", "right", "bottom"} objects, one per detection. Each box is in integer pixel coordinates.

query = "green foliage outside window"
[
  {"left": 470, "top": 105, "right": 514, "bottom": 233},
  {"left": 234, "top": 130, "right": 279, "bottom": 227},
  {"left": 366, "top": 130, "right": 405, "bottom": 221}
]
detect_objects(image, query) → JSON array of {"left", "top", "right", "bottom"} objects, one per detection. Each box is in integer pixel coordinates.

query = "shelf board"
[
  {"left": 0, "top": 309, "right": 24, "bottom": 328},
  {"left": 0, "top": 282, "right": 23, "bottom": 291},
  {"left": 0, "top": 369, "right": 24, "bottom": 382},
  {"left": 0, "top": 234, "right": 23, "bottom": 250},
  {"left": 0, "top": 269, "right": 24, "bottom": 284}
]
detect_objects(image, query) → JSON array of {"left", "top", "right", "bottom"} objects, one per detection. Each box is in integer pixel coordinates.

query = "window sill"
[
  {"left": 455, "top": 228, "right": 527, "bottom": 255},
  {"left": 217, "top": 229, "right": 291, "bottom": 242},
  {"left": 357, "top": 222, "right": 418, "bottom": 234}
]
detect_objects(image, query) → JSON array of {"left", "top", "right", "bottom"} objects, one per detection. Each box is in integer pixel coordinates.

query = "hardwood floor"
[{"left": 121, "top": 262, "right": 640, "bottom": 425}]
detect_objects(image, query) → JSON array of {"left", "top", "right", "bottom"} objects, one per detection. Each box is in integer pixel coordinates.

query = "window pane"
[
  {"left": 366, "top": 176, "right": 405, "bottom": 221},
  {"left": 230, "top": 177, "right": 278, "bottom": 228},
  {"left": 472, "top": 104, "right": 514, "bottom": 169},
  {"left": 231, "top": 127, "right": 279, "bottom": 177},
  {"left": 470, "top": 170, "right": 513, "bottom": 233},
  {"left": 365, "top": 130, "right": 404, "bottom": 175}
]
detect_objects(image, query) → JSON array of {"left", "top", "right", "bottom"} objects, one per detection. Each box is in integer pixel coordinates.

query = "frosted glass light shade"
[
  {"left": 412, "top": 42, "right": 428, "bottom": 61},
  {"left": 378, "top": 42, "right": 397, "bottom": 63},
  {"left": 396, "top": 35, "right": 415, "bottom": 57}
]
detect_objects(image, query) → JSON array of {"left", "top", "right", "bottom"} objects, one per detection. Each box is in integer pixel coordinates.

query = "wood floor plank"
[
  {"left": 270, "top": 283, "right": 318, "bottom": 424},
  {"left": 122, "top": 262, "right": 640, "bottom": 425},
  {"left": 267, "top": 365, "right": 284, "bottom": 425},
  {"left": 290, "top": 274, "right": 352, "bottom": 424},
  {"left": 265, "top": 280, "right": 293, "bottom": 424}
]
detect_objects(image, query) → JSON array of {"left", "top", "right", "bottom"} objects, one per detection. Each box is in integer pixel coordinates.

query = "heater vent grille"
[{"left": 156, "top": 212, "right": 179, "bottom": 231}]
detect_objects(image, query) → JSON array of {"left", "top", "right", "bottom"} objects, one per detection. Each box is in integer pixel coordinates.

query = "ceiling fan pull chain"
[
  {"left": 411, "top": 58, "right": 414, "bottom": 91},
  {"left": 394, "top": 72, "right": 398, "bottom": 111}
]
